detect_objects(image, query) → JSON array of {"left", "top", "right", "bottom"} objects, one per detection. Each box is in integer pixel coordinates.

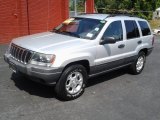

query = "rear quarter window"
[{"left": 138, "top": 21, "right": 151, "bottom": 36}]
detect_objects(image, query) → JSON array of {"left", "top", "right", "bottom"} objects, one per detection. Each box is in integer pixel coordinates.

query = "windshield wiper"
[
  {"left": 51, "top": 28, "right": 58, "bottom": 32},
  {"left": 51, "top": 30, "right": 80, "bottom": 38},
  {"left": 60, "top": 31, "right": 80, "bottom": 38}
]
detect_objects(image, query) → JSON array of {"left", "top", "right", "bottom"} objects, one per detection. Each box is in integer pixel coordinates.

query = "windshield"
[{"left": 52, "top": 18, "right": 106, "bottom": 40}]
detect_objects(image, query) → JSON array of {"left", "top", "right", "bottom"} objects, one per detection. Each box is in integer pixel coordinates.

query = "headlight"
[{"left": 30, "top": 53, "right": 56, "bottom": 67}]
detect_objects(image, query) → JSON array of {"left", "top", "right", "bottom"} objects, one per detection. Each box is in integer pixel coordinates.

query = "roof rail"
[
  {"left": 79, "top": 12, "right": 138, "bottom": 18},
  {"left": 107, "top": 14, "right": 138, "bottom": 17},
  {"left": 79, "top": 13, "right": 106, "bottom": 15}
]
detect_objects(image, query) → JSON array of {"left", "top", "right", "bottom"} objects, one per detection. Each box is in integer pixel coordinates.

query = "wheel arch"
[
  {"left": 62, "top": 60, "right": 90, "bottom": 74},
  {"left": 139, "top": 48, "right": 148, "bottom": 56}
]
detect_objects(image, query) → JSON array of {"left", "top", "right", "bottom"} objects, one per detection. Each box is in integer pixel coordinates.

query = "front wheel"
[
  {"left": 129, "top": 51, "right": 146, "bottom": 75},
  {"left": 55, "top": 65, "right": 88, "bottom": 100}
]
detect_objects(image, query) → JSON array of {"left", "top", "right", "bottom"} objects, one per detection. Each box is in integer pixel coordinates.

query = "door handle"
[
  {"left": 137, "top": 40, "right": 142, "bottom": 44},
  {"left": 118, "top": 44, "right": 125, "bottom": 48}
]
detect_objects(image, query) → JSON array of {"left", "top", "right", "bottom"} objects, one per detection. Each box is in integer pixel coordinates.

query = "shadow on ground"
[
  {"left": 11, "top": 73, "right": 56, "bottom": 98},
  {"left": 11, "top": 67, "right": 128, "bottom": 99},
  {"left": 87, "top": 67, "right": 128, "bottom": 87}
]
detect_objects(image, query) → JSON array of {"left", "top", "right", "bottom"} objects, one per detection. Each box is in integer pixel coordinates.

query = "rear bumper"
[{"left": 4, "top": 53, "right": 62, "bottom": 85}]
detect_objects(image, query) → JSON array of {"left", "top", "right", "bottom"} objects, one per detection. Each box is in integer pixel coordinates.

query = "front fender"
[{"left": 53, "top": 52, "right": 95, "bottom": 68}]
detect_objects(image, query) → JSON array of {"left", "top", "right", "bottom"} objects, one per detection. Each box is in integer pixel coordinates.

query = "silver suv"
[{"left": 4, "top": 14, "right": 154, "bottom": 100}]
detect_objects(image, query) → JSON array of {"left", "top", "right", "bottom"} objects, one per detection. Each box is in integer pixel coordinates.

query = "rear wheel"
[
  {"left": 129, "top": 51, "right": 146, "bottom": 75},
  {"left": 55, "top": 65, "right": 88, "bottom": 100}
]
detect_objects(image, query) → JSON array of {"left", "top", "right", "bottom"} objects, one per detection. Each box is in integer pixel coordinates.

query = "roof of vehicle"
[
  {"left": 76, "top": 14, "right": 110, "bottom": 20},
  {"left": 76, "top": 13, "right": 145, "bottom": 21}
]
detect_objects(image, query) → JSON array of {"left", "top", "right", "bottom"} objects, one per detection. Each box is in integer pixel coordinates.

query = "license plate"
[{"left": 9, "top": 61, "right": 17, "bottom": 73}]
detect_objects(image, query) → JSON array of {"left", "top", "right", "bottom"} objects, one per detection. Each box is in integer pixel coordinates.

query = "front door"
[{"left": 95, "top": 20, "right": 126, "bottom": 73}]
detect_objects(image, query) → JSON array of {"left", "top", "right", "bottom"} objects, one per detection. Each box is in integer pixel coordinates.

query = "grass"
[{"left": 149, "top": 19, "right": 160, "bottom": 29}]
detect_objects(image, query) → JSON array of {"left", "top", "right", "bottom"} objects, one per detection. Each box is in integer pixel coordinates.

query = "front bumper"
[{"left": 4, "top": 53, "right": 62, "bottom": 85}]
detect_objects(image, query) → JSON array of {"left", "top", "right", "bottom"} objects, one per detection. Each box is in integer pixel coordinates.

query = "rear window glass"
[{"left": 138, "top": 21, "right": 151, "bottom": 36}]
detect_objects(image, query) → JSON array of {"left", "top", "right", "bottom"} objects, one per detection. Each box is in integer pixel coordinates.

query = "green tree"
[{"left": 95, "top": 0, "right": 159, "bottom": 20}]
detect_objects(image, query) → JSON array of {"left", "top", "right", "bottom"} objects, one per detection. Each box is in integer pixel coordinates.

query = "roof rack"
[
  {"left": 107, "top": 14, "right": 138, "bottom": 17},
  {"left": 79, "top": 12, "right": 138, "bottom": 18},
  {"left": 79, "top": 13, "right": 107, "bottom": 15}
]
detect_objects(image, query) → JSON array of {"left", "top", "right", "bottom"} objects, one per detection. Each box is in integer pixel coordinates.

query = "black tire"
[
  {"left": 55, "top": 65, "right": 88, "bottom": 100},
  {"left": 129, "top": 51, "right": 146, "bottom": 75}
]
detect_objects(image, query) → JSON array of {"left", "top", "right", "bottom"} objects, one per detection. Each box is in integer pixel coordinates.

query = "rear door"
[{"left": 123, "top": 20, "right": 141, "bottom": 64}]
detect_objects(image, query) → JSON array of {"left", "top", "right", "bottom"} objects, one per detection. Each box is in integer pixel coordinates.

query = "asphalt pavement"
[{"left": 0, "top": 36, "right": 160, "bottom": 120}]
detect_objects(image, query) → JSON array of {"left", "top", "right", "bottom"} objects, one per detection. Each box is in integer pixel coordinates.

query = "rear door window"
[
  {"left": 124, "top": 20, "right": 140, "bottom": 39},
  {"left": 138, "top": 21, "right": 151, "bottom": 36}
]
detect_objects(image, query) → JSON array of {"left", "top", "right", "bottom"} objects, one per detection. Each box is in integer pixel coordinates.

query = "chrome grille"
[{"left": 10, "top": 43, "right": 33, "bottom": 64}]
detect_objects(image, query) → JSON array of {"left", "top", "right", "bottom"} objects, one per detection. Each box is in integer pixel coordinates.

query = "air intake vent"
[{"left": 10, "top": 43, "right": 33, "bottom": 64}]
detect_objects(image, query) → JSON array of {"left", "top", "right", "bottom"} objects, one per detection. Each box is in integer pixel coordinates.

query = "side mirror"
[{"left": 100, "top": 37, "right": 116, "bottom": 45}]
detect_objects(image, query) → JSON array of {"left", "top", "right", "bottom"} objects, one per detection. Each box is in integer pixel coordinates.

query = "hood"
[{"left": 12, "top": 32, "right": 88, "bottom": 54}]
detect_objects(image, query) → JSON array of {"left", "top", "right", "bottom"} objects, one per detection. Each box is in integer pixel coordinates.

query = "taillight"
[{"left": 152, "top": 36, "right": 155, "bottom": 46}]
